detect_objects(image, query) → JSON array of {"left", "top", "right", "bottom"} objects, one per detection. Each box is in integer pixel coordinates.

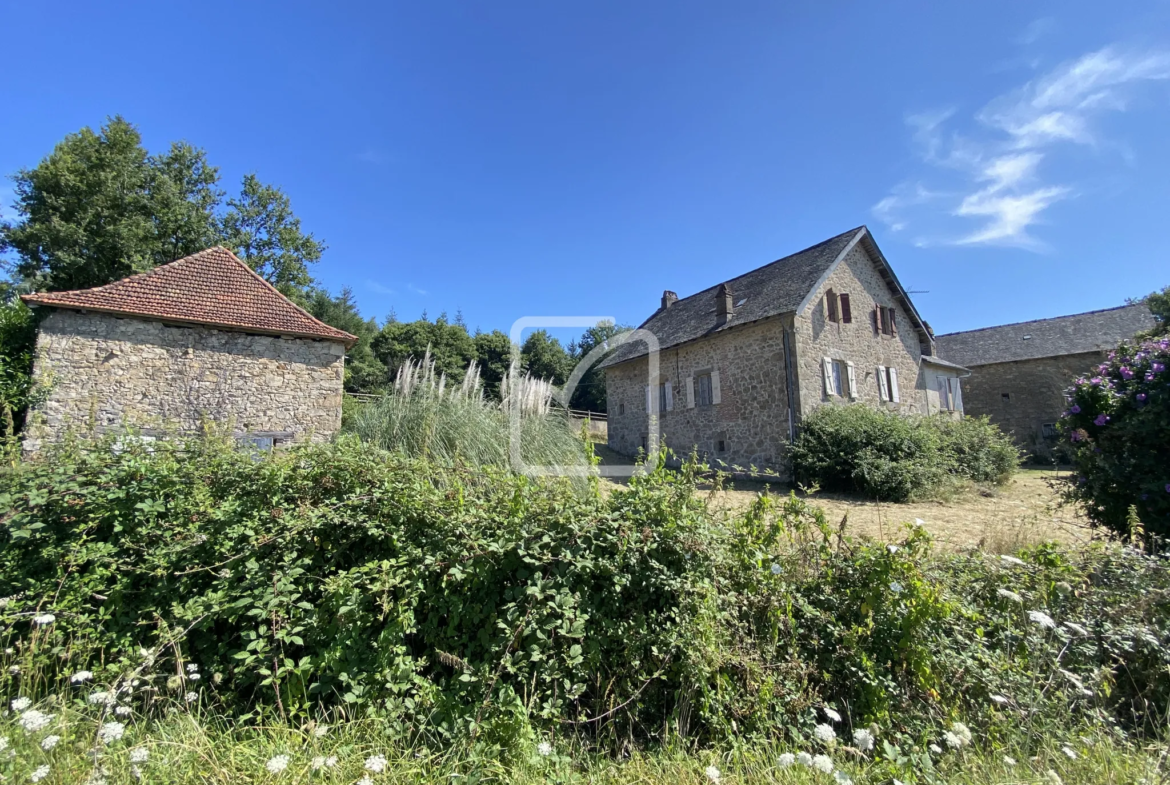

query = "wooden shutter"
[
  {"left": 711, "top": 369, "right": 721, "bottom": 404},
  {"left": 686, "top": 376, "right": 695, "bottom": 408},
  {"left": 874, "top": 305, "right": 883, "bottom": 335},
  {"left": 840, "top": 294, "right": 852, "bottom": 323},
  {"left": 846, "top": 361, "right": 857, "bottom": 399},
  {"left": 889, "top": 367, "right": 901, "bottom": 402},
  {"left": 823, "top": 357, "right": 835, "bottom": 396},
  {"left": 937, "top": 376, "right": 949, "bottom": 411},
  {"left": 664, "top": 380, "right": 673, "bottom": 411},
  {"left": 950, "top": 378, "right": 963, "bottom": 412},
  {"left": 877, "top": 365, "right": 889, "bottom": 401},
  {"left": 889, "top": 308, "right": 897, "bottom": 335},
  {"left": 826, "top": 289, "right": 839, "bottom": 322}
]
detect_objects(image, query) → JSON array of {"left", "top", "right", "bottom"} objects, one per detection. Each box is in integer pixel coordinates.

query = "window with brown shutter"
[
  {"left": 887, "top": 307, "right": 897, "bottom": 335},
  {"left": 879, "top": 306, "right": 896, "bottom": 336},
  {"left": 873, "top": 305, "right": 881, "bottom": 335},
  {"left": 826, "top": 289, "right": 839, "bottom": 322},
  {"left": 840, "top": 294, "right": 852, "bottom": 323}
]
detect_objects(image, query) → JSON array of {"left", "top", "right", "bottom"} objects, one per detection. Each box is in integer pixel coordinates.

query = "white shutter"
[
  {"left": 645, "top": 385, "right": 651, "bottom": 412},
  {"left": 951, "top": 378, "right": 963, "bottom": 412},
  {"left": 889, "top": 367, "right": 901, "bottom": 403},
  {"left": 877, "top": 366, "right": 888, "bottom": 401},
  {"left": 823, "top": 357, "right": 835, "bottom": 396},
  {"left": 937, "top": 376, "right": 949, "bottom": 411},
  {"left": 711, "top": 369, "right": 721, "bottom": 404},
  {"left": 686, "top": 376, "right": 695, "bottom": 408},
  {"left": 664, "top": 381, "right": 673, "bottom": 411},
  {"left": 846, "top": 362, "right": 857, "bottom": 399}
]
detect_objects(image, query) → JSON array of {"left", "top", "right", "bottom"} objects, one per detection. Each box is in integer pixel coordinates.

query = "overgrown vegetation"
[
  {"left": 1058, "top": 336, "right": 1170, "bottom": 542},
  {"left": 2, "top": 436, "right": 1165, "bottom": 778},
  {"left": 791, "top": 405, "right": 1020, "bottom": 501},
  {"left": 343, "top": 354, "right": 587, "bottom": 469}
]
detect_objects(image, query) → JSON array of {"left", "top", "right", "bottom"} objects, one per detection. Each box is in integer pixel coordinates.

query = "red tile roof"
[{"left": 21, "top": 247, "right": 357, "bottom": 346}]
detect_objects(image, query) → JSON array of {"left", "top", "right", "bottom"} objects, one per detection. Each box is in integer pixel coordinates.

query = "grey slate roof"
[
  {"left": 600, "top": 227, "right": 863, "bottom": 368},
  {"left": 934, "top": 304, "right": 1156, "bottom": 367}
]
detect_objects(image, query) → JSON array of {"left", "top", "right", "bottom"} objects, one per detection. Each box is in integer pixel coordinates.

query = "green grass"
[{"left": 0, "top": 702, "right": 1162, "bottom": 784}]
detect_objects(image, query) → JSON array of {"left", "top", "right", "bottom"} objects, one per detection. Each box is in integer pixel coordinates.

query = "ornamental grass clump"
[{"left": 1058, "top": 336, "right": 1170, "bottom": 542}]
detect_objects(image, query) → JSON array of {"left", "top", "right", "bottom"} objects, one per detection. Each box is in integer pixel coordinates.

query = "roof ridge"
[
  {"left": 935, "top": 303, "right": 1147, "bottom": 338},
  {"left": 652, "top": 226, "right": 865, "bottom": 309}
]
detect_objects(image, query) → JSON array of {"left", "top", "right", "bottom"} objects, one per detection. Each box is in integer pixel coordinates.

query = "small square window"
[
  {"left": 618, "top": 402, "right": 625, "bottom": 416},
  {"left": 1001, "top": 393, "right": 1011, "bottom": 403},
  {"left": 1041, "top": 423, "right": 1058, "bottom": 439},
  {"left": 716, "top": 439, "right": 727, "bottom": 453}
]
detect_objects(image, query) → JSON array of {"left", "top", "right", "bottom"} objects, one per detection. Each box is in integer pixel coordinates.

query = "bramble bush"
[
  {"left": 0, "top": 436, "right": 1166, "bottom": 759},
  {"left": 790, "top": 405, "right": 1019, "bottom": 501},
  {"left": 1058, "top": 336, "right": 1170, "bottom": 542}
]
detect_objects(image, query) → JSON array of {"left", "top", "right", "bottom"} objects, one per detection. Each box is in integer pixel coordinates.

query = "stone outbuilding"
[
  {"left": 935, "top": 304, "right": 1156, "bottom": 458},
  {"left": 599, "top": 226, "right": 966, "bottom": 475},
  {"left": 20, "top": 247, "right": 356, "bottom": 451}
]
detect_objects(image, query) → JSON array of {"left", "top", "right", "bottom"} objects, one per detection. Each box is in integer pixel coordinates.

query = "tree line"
[{"left": 0, "top": 117, "right": 627, "bottom": 433}]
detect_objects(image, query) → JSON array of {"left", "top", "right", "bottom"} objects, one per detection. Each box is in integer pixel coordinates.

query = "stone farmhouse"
[
  {"left": 935, "top": 304, "right": 1155, "bottom": 458},
  {"left": 599, "top": 226, "right": 968, "bottom": 473},
  {"left": 20, "top": 247, "right": 356, "bottom": 452}
]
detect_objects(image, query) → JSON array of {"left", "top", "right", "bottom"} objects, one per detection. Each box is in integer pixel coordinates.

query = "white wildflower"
[
  {"left": 1065, "top": 622, "right": 1089, "bottom": 636},
  {"left": 266, "top": 754, "right": 290, "bottom": 774},
  {"left": 814, "top": 723, "right": 837, "bottom": 743},
  {"left": 31, "top": 764, "right": 50, "bottom": 783},
  {"left": 41, "top": 734, "right": 61, "bottom": 750},
  {"left": 184, "top": 691, "right": 198, "bottom": 703},
  {"left": 1062, "top": 745, "right": 1077, "bottom": 760},
  {"left": 999, "top": 555, "right": 1025, "bottom": 566},
  {"left": 834, "top": 771, "right": 853, "bottom": 785},
  {"left": 887, "top": 544, "right": 899, "bottom": 553},
  {"left": 11, "top": 697, "right": 31, "bottom": 712},
  {"left": 812, "top": 754, "right": 834, "bottom": 774},
  {"left": 188, "top": 672, "right": 201, "bottom": 681},
  {"left": 311, "top": 756, "right": 326, "bottom": 770},
  {"left": 537, "top": 741, "right": 553, "bottom": 757},
  {"left": 33, "top": 613, "right": 56, "bottom": 625},
  {"left": 929, "top": 743, "right": 942, "bottom": 754},
  {"left": 356, "top": 777, "right": 373, "bottom": 785},
  {"left": 313, "top": 725, "right": 329, "bottom": 738},
  {"left": 18, "top": 709, "right": 54, "bottom": 733},
  {"left": 822, "top": 707, "right": 842, "bottom": 723},
  {"left": 0, "top": 737, "right": 7, "bottom": 751},
  {"left": 185, "top": 663, "right": 199, "bottom": 673},
  {"left": 705, "top": 765, "right": 721, "bottom": 783},
  {"left": 997, "top": 588, "right": 1023, "bottom": 603},
  {"left": 852, "top": 728, "right": 874, "bottom": 751},
  {"left": 115, "top": 705, "right": 132, "bottom": 717},
  {"left": 1045, "top": 770, "right": 1063, "bottom": 785},
  {"left": 1003, "top": 755, "right": 1017, "bottom": 766},
  {"left": 71, "top": 670, "right": 94, "bottom": 683},
  {"left": 1028, "top": 610, "right": 1057, "bottom": 629},
  {"left": 87, "top": 691, "right": 113, "bottom": 705},
  {"left": 771, "top": 563, "right": 782, "bottom": 575},
  {"left": 951, "top": 722, "right": 972, "bottom": 745},
  {"left": 914, "top": 518, "right": 925, "bottom": 526},
  {"left": 131, "top": 764, "right": 143, "bottom": 780},
  {"left": 796, "top": 752, "right": 813, "bottom": 767},
  {"left": 990, "top": 694, "right": 1009, "bottom": 705},
  {"left": 778, "top": 752, "right": 795, "bottom": 767},
  {"left": 944, "top": 731, "right": 963, "bottom": 749},
  {"left": 365, "top": 754, "right": 388, "bottom": 773},
  {"left": 8, "top": 665, "right": 19, "bottom": 674},
  {"left": 130, "top": 747, "right": 150, "bottom": 763},
  {"left": 98, "top": 721, "right": 125, "bottom": 745},
  {"left": 889, "top": 581, "right": 904, "bottom": 594}
]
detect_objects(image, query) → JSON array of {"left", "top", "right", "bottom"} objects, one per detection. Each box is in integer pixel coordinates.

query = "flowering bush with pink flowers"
[{"left": 1059, "top": 337, "right": 1170, "bottom": 542}]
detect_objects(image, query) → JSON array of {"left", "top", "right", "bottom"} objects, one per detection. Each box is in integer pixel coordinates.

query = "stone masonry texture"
[
  {"left": 23, "top": 310, "right": 345, "bottom": 450},
  {"left": 959, "top": 351, "right": 1103, "bottom": 458}
]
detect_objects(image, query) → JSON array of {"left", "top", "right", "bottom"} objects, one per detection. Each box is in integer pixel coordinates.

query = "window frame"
[{"left": 696, "top": 373, "right": 713, "bottom": 407}]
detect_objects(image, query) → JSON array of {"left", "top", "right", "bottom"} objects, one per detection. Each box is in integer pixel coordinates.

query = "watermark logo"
[{"left": 508, "top": 317, "right": 659, "bottom": 478}]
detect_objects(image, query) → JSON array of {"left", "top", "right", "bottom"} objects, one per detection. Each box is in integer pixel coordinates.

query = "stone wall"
[
  {"left": 23, "top": 310, "right": 345, "bottom": 450},
  {"left": 960, "top": 351, "right": 1102, "bottom": 457},
  {"left": 794, "top": 243, "right": 928, "bottom": 416},
  {"left": 605, "top": 317, "right": 791, "bottom": 472}
]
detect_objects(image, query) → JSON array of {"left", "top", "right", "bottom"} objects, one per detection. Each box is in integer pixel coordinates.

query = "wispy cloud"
[
  {"left": 1016, "top": 17, "right": 1056, "bottom": 46},
  {"left": 873, "top": 45, "right": 1170, "bottom": 250},
  {"left": 407, "top": 284, "right": 428, "bottom": 296},
  {"left": 365, "top": 280, "right": 396, "bottom": 295}
]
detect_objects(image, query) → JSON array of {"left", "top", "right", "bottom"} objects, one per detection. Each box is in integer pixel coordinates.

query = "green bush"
[
  {"left": 1058, "top": 337, "right": 1170, "bottom": 541},
  {"left": 791, "top": 406, "right": 1019, "bottom": 501},
  {"left": 2, "top": 436, "right": 1165, "bottom": 753}
]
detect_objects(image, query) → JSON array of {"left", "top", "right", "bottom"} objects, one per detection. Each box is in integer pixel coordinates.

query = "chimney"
[
  {"left": 716, "top": 283, "right": 733, "bottom": 325},
  {"left": 661, "top": 290, "right": 678, "bottom": 310}
]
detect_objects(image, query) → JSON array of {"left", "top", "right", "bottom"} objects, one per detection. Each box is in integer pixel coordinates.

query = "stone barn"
[
  {"left": 20, "top": 247, "right": 357, "bottom": 451},
  {"left": 935, "top": 304, "right": 1155, "bottom": 458}
]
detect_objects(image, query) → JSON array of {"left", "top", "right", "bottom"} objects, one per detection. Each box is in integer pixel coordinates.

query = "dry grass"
[{"left": 596, "top": 447, "right": 1099, "bottom": 553}]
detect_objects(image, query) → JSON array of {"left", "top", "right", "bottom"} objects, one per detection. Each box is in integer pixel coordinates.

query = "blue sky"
[{"left": 2, "top": 0, "right": 1168, "bottom": 340}]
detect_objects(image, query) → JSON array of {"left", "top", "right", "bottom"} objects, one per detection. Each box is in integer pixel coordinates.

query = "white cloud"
[
  {"left": 365, "top": 280, "right": 396, "bottom": 295},
  {"left": 407, "top": 284, "right": 428, "bottom": 296},
  {"left": 873, "top": 45, "right": 1170, "bottom": 250}
]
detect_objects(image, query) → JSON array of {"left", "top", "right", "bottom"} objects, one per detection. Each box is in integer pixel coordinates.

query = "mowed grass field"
[{"left": 596, "top": 445, "right": 1091, "bottom": 553}]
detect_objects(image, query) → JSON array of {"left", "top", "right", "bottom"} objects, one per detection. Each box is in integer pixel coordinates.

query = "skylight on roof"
[{"left": 736, "top": 298, "right": 747, "bottom": 307}]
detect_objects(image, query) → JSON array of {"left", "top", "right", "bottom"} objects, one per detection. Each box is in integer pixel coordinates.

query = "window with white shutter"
[
  {"left": 823, "top": 357, "right": 835, "bottom": 397},
  {"left": 686, "top": 376, "right": 695, "bottom": 408},
  {"left": 888, "top": 367, "right": 901, "bottom": 403},
  {"left": 950, "top": 377, "right": 963, "bottom": 412},
  {"left": 711, "top": 370, "right": 721, "bottom": 404},
  {"left": 937, "top": 376, "right": 950, "bottom": 411},
  {"left": 665, "top": 380, "right": 674, "bottom": 411},
  {"left": 877, "top": 365, "right": 889, "bottom": 401},
  {"left": 846, "top": 362, "right": 857, "bottom": 399},
  {"left": 696, "top": 374, "right": 712, "bottom": 407}
]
